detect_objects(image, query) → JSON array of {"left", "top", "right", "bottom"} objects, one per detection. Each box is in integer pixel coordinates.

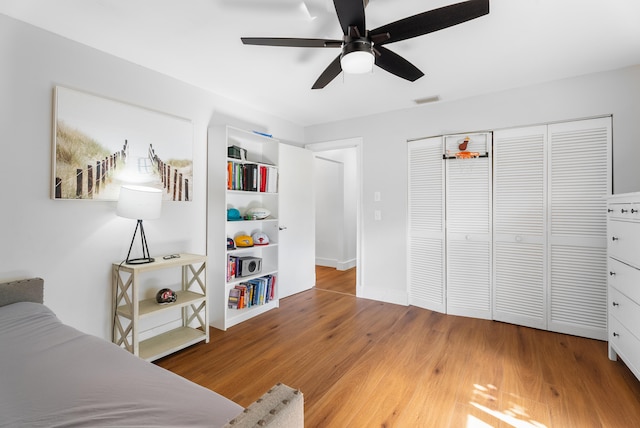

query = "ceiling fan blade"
[
  {"left": 374, "top": 46, "right": 424, "bottom": 82},
  {"left": 312, "top": 55, "right": 342, "bottom": 89},
  {"left": 370, "top": 0, "right": 489, "bottom": 46},
  {"left": 241, "top": 37, "right": 342, "bottom": 48},
  {"left": 333, "top": 0, "right": 366, "bottom": 36}
]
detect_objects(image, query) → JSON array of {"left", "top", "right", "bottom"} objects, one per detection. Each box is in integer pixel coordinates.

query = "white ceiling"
[{"left": 1, "top": 0, "right": 639, "bottom": 127}]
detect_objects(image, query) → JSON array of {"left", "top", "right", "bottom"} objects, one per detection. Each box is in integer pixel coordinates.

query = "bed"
[{"left": 0, "top": 278, "right": 303, "bottom": 427}]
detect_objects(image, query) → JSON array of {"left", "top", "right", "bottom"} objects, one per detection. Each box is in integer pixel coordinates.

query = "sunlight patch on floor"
[
  {"left": 467, "top": 414, "right": 495, "bottom": 428},
  {"left": 468, "top": 384, "right": 549, "bottom": 428}
]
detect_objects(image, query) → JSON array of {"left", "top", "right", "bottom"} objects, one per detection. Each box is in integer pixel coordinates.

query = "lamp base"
[
  {"left": 124, "top": 220, "right": 155, "bottom": 265},
  {"left": 125, "top": 257, "right": 155, "bottom": 265}
]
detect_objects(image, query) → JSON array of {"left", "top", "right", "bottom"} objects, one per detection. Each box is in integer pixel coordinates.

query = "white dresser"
[{"left": 607, "top": 192, "right": 640, "bottom": 381}]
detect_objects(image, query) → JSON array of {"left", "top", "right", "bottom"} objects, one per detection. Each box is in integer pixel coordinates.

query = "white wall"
[
  {"left": 304, "top": 65, "right": 640, "bottom": 306},
  {"left": 0, "top": 14, "right": 303, "bottom": 340},
  {"left": 314, "top": 156, "right": 342, "bottom": 267},
  {"left": 314, "top": 149, "right": 357, "bottom": 269}
]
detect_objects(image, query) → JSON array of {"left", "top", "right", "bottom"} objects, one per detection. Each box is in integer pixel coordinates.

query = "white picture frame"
[{"left": 52, "top": 86, "right": 194, "bottom": 201}]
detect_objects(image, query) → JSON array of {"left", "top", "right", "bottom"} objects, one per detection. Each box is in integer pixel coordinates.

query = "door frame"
[{"left": 305, "top": 137, "right": 363, "bottom": 297}]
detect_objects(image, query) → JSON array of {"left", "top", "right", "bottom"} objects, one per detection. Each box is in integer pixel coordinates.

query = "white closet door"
[
  {"left": 493, "top": 126, "right": 547, "bottom": 329},
  {"left": 407, "top": 137, "right": 445, "bottom": 312},
  {"left": 548, "top": 117, "right": 611, "bottom": 340},
  {"left": 445, "top": 133, "right": 492, "bottom": 319}
]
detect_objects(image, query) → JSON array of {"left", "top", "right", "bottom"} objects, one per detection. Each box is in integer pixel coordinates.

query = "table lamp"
[{"left": 117, "top": 185, "right": 162, "bottom": 264}]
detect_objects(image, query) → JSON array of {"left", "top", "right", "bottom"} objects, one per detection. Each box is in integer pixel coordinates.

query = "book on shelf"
[
  {"left": 268, "top": 274, "right": 276, "bottom": 301},
  {"left": 228, "top": 274, "right": 277, "bottom": 310},
  {"left": 228, "top": 288, "right": 240, "bottom": 309},
  {"left": 235, "top": 284, "right": 246, "bottom": 309},
  {"left": 247, "top": 278, "right": 264, "bottom": 306},
  {"left": 267, "top": 166, "right": 278, "bottom": 193},
  {"left": 226, "top": 161, "right": 277, "bottom": 193},
  {"left": 234, "top": 283, "right": 250, "bottom": 309},
  {"left": 259, "top": 165, "right": 267, "bottom": 192},
  {"left": 242, "top": 164, "right": 258, "bottom": 192},
  {"left": 227, "top": 255, "right": 238, "bottom": 281}
]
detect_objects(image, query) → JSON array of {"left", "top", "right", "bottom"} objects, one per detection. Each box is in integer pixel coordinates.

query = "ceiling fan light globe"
[{"left": 340, "top": 51, "right": 374, "bottom": 74}]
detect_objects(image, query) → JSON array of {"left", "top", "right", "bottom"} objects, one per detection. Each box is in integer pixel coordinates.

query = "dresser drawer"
[
  {"left": 608, "top": 202, "right": 640, "bottom": 221},
  {"left": 609, "top": 286, "right": 640, "bottom": 339},
  {"left": 608, "top": 220, "right": 640, "bottom": 266},
  {"left": 608, "top": 258, "right": 640, "bottom": 305},
  {"left": 609, "top": 316, "right": 640, "bottom": 380}
]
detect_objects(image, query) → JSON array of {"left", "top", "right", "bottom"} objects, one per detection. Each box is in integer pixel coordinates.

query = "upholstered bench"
[{"left": 224, "top": 383, "right": 304, "bottom": 427}]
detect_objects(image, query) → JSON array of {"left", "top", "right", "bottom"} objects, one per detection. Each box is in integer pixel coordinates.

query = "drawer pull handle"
[
  {"left": 613, "top": 332, "right": 620, "bottom": 337},
  {"left": 612, "top": 236, "right": 619, "bottom": 241},
  {"left": 609, "top": 271, "right": 616, "bottom": 276},
  {"left": 621, "top": 209, "right": 628, "bottom": 213},
  {"left": 633, "top": 209, "right": 638, "bottom": 213},
  {"left": 608, "top": 208, "right": 614, "bottom": 212},
  {"left": 612, "top": 301, "right": 619, "bottom": 307}
]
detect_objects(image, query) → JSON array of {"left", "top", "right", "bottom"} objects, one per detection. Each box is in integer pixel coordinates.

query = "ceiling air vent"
[{"left": 414, "top": 96, "right": 441, "bottom": 105}]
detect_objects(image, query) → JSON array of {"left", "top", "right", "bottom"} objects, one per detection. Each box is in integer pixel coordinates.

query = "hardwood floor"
[
  {"left": 156, "top": 275, "right": 640, "bottom": 427},
  {"left": 315, "top": 265, "right": 356, "bottom": 295}
]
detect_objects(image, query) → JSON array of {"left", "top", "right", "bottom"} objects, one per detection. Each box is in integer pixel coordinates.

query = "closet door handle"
[
  {"left": 621, "top": 209, "right": 628, "bottom": 213},
  {"left": 632, "top": 209, "right": 638, "bottom": 213},
  {"left": 612, "top": 301, "right": 620, "bottom": 307},
  {"left": 613, "top": 332, "right": 620, "bottom": 337},
  {"left": 609, "top": 271, "right": 616, "bottom": 276},
  {"left": 612, "top": 236, "right": 619, "bottom": 241},
  {"left": 608, "top": 208, "right": 614, "bottom": 213}
]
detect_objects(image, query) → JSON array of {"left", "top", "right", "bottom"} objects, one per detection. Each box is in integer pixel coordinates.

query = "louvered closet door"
[
  {"left": 407, "top": 137, "right": 445, "bottom": 312},
  {"left": 548, "top": 117, "right": 611, "bottom": 340},
  {"left": 493, "top": 126, "right": 547, "bottom": 329},
  {"left": 445, "top": 133, "right": 492, "bottom": 319}
]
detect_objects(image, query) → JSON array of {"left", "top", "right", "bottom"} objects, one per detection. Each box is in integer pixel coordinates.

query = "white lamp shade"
[
  {"left": 117, "top": 185, "right": 162, "bottom": 220},
  {"left": 340, "top": 50, "right": 374, "bottom": 74}
]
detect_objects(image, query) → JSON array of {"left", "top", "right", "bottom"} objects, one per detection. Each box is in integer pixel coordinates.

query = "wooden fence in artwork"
[
  {"left": 54, "top": 141, "right": 127, "bottom": 199},
  {"left": 148, "top": 144, "right": 191, "bottom": 202},
  {"left": 55, "top": 140, "right": 191, "bottom": 200}
]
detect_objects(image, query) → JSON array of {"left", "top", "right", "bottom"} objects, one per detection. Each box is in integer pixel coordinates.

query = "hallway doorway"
[{"left": 306, "top": 137, "right": 362, "bottom": 297}]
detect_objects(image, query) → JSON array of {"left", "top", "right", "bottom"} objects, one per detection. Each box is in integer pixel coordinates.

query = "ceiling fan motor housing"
[
  {"left": 340, "top": 35, "right": 374, "bottom": 73},
  {"left": 341, "top": 35, "right": 373, "bottom": 57}
]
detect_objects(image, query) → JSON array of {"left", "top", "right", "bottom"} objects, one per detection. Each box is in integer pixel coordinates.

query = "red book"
[{"left": 260, "top": 166, "right": 267, "bottom": 192}]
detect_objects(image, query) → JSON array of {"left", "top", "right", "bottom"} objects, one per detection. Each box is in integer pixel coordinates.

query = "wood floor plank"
[
  {"left": 156, "top": 270, "right": 640, "bottom": 427},
  {"left": 315, "top": 265, "right": 356, "bottom": 295},
  {"left": 564, "top": 334, "right": 640, "bottom": 427}
]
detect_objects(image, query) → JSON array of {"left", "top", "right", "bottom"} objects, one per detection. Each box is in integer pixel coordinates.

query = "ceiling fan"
[{"left": 241, "top": 0, "right": 490, "bottom": 89}]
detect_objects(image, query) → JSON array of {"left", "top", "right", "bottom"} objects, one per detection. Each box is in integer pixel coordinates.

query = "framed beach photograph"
[{"left": 52, "top": 86, "right": 194, "bottom": 201}]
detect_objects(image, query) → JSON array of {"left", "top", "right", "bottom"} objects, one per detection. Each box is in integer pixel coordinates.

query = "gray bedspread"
[{"left": 0, "top": 302, "right": 243, "bottom": 427}]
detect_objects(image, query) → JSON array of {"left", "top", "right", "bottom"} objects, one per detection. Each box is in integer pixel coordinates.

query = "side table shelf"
[{"left": 112, "top": 253, "right": 208, "bottom": 362}]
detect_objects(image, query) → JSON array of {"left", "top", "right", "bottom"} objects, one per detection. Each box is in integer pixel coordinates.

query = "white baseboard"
[
  {"left": 315, "top": 258, "right": 336, "bottom": 268},
  {"left": 360, "top": 286, "right": 408, "bottom": 306},
  {"left": 337, "top": 259, "right": 356, "bottom": 271},
  {"left": 316, "top": 258, "right": 357, "bottom": 271}
]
